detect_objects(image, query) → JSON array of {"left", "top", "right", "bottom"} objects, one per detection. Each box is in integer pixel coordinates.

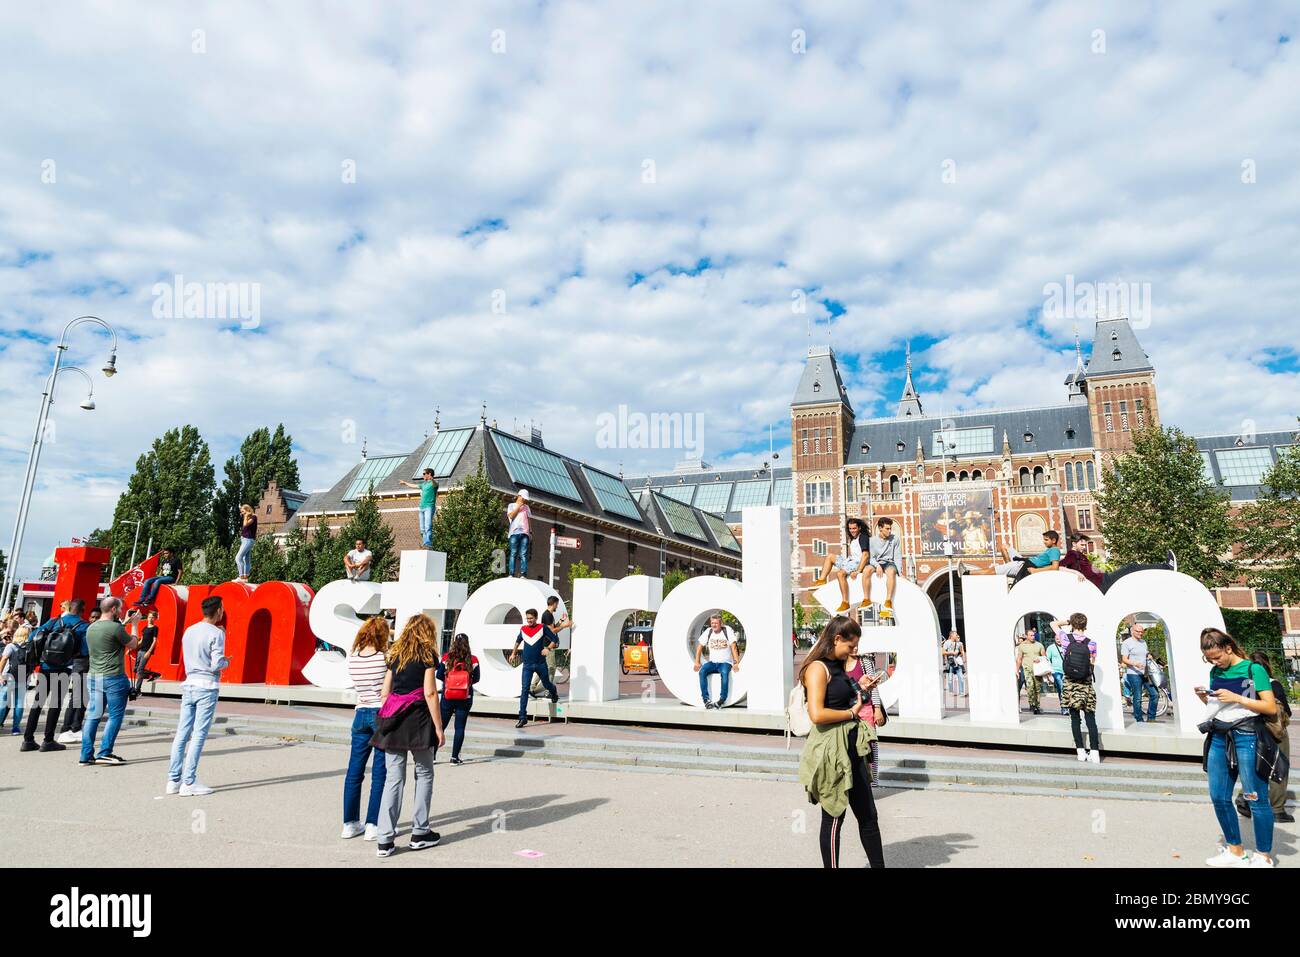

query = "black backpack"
[
  {"left": 39, "top": 620, "right": 81, "bottom": 670},
  {"left": 1062, "top": 634, "right": 1093, "bottom": 683},
  {"left": 6, "top": 642, "right": 27, "bottom": 671}
]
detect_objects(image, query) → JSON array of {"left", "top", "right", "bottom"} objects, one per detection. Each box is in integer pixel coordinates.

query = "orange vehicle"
[{"left": 620, "top": 626, "right": 657, "bottom": 676}]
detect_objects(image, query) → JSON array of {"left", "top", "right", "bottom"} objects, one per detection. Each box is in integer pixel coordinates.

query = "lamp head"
[
  {"left": 102, "top": 352, "right": 117, "bottom": 378},
  {"left": 79, "top": 397, "right": 96, "bottom": 411}
]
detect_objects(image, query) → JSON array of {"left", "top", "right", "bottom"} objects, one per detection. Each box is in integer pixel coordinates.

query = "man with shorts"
[{"left": 810, "top": 517, "right": 872, "bottom": 614}]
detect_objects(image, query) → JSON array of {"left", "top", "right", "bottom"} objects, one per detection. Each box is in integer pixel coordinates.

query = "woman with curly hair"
[
  {"left": 370, "top": 613, "right": 445, "bottom": 858},
  {"left": 341, "top": 616, "right": 390, "bottom": 841}
]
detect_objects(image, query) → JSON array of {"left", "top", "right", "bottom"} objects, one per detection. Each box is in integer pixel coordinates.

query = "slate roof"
[
  {"left": 846, "top": 404, "right": 1095, "bottom": 465},
  {"left": 1079, "top": 318, "right": 1154, "bottom": 379},
  {"left": 792, "top": 345, "right": 853, "bottom": 414},
  {"left": 624, "top": 465, "right": 793, "bottom": 523}
]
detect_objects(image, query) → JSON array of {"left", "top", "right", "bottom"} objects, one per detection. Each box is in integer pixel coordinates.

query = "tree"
[
  {"left": 183, "top": 536, "right": 236, "bottom": 585},
  {"left": 662, "top": 568, "right": 690, "bottom": 596},
  {"left": 1094, "top": 426, "right": 1236, "bottom": 586},
  {"left": 213, "top": 425, "right": 300, "bottom": 547},
  {"left": 430, "top": 456, "right": 506, "bottom": 595},
  {"left": 249, "top": 535, "right": 287, "bottom": 584},
  {"left": 567, "top": 560, "right": 602, "bottom": 587},
  {"left": 109, "top": 426, "right": 216, "bottom": 574},
  {"left": 1237, "top": 433, "right": 1300, "bottom": 604},
  {"left": 338, "top": 487, "right": 397, "bottom": 583}
]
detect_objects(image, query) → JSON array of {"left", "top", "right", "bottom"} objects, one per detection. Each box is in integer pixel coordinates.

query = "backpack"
[
  {"left": 785, "top": 676, "right": 815, "bottom": 747},
  {"left": 1062, "top": 634, "right": 1093, "bottom": 683},
  {"left": 443, "top": 656, "right": 472, "bottom": 701},
  {"left": 5, "top": 642, "right": 27, "bottom": 672},
  {"left": 40, "top": 619, "right": 81, "bottom": 671}
]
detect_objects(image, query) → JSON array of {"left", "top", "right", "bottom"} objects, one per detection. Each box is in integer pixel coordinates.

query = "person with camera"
[{"left": 797, "top": 615, "right": 885, "bottom": 868}]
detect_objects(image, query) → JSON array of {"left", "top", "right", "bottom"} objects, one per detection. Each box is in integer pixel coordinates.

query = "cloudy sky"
[{"left": 1, "top": 1, "right": 1297, "bottom": 579}]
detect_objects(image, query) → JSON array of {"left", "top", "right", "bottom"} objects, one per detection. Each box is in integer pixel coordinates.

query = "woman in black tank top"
[{"left": 798, "top": 615, "right": 886, "bottom": 868}]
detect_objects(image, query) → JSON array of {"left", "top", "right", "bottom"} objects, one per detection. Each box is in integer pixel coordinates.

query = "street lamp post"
[
  {"left": 937, "top": 434, "right": 958, "bottom": 636},
  {"left": 1, "top": 316, "right": 118, "bottom": 611}
]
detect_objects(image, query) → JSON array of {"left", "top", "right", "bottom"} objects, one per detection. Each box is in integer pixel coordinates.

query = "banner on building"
[{"left": 917, "top": 487, "right": 994, "bottom": 557}]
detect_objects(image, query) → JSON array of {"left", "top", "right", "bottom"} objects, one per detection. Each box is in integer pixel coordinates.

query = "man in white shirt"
[
  {"left": 506, "top": 489, "right": 532, "bottom": 578},
  {"left": 344, "top": 539, "right": 373, "bottom": 582},
  {"left": 693, "top": 613, "right": 741, "bottom": 710},
  {"left": 167, "top": 595, "right": 230, "bottom": 796}
]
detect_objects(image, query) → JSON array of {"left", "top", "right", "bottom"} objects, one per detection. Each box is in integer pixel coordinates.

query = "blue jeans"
[
  {"left": 440, "top": 696, "right": 472, "bottom": 758},
  {"left": 1051, "top": 672, "right": 1064, "bottom": 701},
  {"left": 518, "top": 661, "right": 556, "bottom": 720},
  {"left": 508, "top": 533, "right": 530, "bottom": 577},
  {"left": 1126, "top": 673, "right": 1157, "bottom": 721},
  {"left": 1208, "top": 729, "right": 1273, "bottom": 854},
  {"left": 699, "top": 661, "right": 732, "bottom": 704},
  {"left": 169, "top": 686, "right": 220, "bottom": 785},
  {"left": 419, "top": 507, "right": 435, "bottom": 548},
  {"left": 80, "top": 674, "right": 130, "bottom": 761},
  {"left": 0, "top": 674, "right": 23, "bottom": 731},
  {"left": 139, "top": 575, "right": 176, "bottom": 605},
  {"left": 235, "top": 537, "right": 253, "bottom": 577},
  {"left": 342, "top": 707, "right": 386, "bottom": 825}
]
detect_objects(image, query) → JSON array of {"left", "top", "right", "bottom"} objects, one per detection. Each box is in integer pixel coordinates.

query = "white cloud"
[{"left": 1, "top": 1, "right": 1297, "bottom": 579}]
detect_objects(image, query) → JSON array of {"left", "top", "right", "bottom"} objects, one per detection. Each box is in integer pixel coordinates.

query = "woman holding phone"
[
  {"left": 845, "top": 650, "right": 886, "bottom": 784},
  {"left": 797, "top": 615, "right": 885, "bottom": 868},
  {"left": 235, "top": 504, "right": 256, "bottom": 583},
  {"left": 1195, "top": 627, "right": 1279, "bottom": 868}
]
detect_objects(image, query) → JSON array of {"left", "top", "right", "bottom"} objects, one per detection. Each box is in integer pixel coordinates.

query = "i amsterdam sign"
[{"left": 53, "top": 507, "right": 1222, "bottom": 739}]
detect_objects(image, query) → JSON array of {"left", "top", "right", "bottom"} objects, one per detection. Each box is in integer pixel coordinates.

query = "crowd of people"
[{"left": 1, "top": 508, "right": 1291, "bottom": 869}]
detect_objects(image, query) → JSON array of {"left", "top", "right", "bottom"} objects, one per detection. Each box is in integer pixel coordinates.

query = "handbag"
[{"left": 1032, "top": 658, "right": 1052, "bottom": 678}]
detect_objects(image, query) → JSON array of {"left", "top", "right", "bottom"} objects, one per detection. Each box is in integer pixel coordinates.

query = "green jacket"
[{"left": 798, "top": 717, "right": 876, "bottom": 818}]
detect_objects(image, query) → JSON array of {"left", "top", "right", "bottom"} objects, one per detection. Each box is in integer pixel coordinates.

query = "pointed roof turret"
[
  {"left": 792, "top": 345, "right": 854, "bottom": 416},
  {"left": 897, "top": 343, "right": 924, "bottom": 418}
]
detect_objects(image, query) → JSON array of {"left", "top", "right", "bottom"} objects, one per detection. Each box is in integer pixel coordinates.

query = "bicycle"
[{"left": 1121, "top": 680, "right": 1172, "bottom": 719}]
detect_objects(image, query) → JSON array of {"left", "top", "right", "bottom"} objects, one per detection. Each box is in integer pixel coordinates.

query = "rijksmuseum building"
[{"left": 257, "top": 317, "right": 1297, "bottom": 661}]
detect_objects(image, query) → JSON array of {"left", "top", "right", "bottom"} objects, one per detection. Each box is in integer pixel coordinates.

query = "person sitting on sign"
[
  {"left": 809, "top": 517, "right": 873, "bottom": 614},
  {"left": 136, "top": 548, "right": 182, "bottom": 608},
  {"left": 694, "top": 613, "right": 741, "bottom": 710},
  {"left": 968, "top": 530, "right": 1062, "bottom": 582},
  {"left": 868, "top": 517, "right": 901, "bottom": 621}
]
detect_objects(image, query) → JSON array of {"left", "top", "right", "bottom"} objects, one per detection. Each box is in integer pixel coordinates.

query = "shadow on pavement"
[
  {"left": 428, "top": 794, "right": 610, "bottom": 846},
  {"left": 212, "top": 766, "right": 346, "bottom": 793},
  {"left": 883, "top": 832, "right": 977, "bottom": 867}
]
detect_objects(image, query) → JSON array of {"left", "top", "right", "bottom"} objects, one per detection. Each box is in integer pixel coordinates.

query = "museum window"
[
  {"left": 1074, "top": 461, "right": 1085, "bottom": 490},
  {"left": 1135, "top": 397, "right": 1145, "bottom": 429},
  {"left": 1065, "top": 463, "right": 1075, "bottom": 491},
  {"left": 946, "top": 471, "right": 956, "bottom": 482},
  {"left": 1033, "top": 466, "right": 1045, "bottom": 488},
  {"left": 826, "top": 428, "right": 834, "bottom": 454},
  {"left": 1120, "top": 400, "right": 1129, "bottom": 431},
  {"left": 803, "top": 479, "right": 833, "bottom": 516},
  {"left": 1085, "top": 461, "right": 1096, "bottom": 490},
  {"left": 812, "top": 539, "right": 828, "bottom": 557},
  {"left": 1077, "top": 507, "right": 1093, "bottom": 530},
  {"left": 889, "top": 475, "right": 900, "bottom": 495},
  {"left": 972, "top": 469, "right": 982, "bottom": 480},
  {"left": 1104, "top": 401, "right": 1113, "bottom": 433},
  {"left": 1019, "top": 467, "right": 1031, "bottom": 487},
  {"left": 845, "top": 475, "right": 855, "bottom": 503}
]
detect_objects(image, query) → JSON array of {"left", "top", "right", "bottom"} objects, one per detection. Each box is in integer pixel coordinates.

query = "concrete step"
[{"left": 122, "top": 707, "right": 1294, "bottom": 806}]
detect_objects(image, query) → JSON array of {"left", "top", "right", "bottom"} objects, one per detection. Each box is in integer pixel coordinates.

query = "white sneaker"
[
  {"left": 364, "top": 823, "right": 380, "bottom": 842},
  {"left": 1205, "top": 848, "right": 1250, "bottom": 868},
  {"left": 1248, "top": 853, "right": 1276, "bottom": 868},
  {"left": 1076, "top": 748, "right": 1088, "bottom": 762},
  {"left": 1087, "top": 750, "right": 1101, "bottom": 764},
  {"left": 165, "top": 780, "right": 181, "bottom": 795},
  {"left": 179, "top": 781, "right": 214, "bottom": 796},
  {"left": 57, "top": 730, "right": 80, "bottom": 745},
  {"left": 341, "top": 822, "right": 365, "bottom": 839}
]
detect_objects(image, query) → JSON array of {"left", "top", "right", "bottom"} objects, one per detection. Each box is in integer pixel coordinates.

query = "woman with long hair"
[
  {"left": 436, "top": 632, "right": 480, "bottom": 765},
  {"left": 797, "top": 616, "right": 885, "bottom": 868},
  {"left": 1196, "top": 628, "right": 1279, "bottom": 867},
  {"left": 235, "top": 504, "right": 256, "bottom": 583},
  {"left": 845, "top": 650, "right": 886, "bottom": 785},
  {"left": 341, "top": 616, "right": 390, "bottom": 841},
  {"left": 370, "top": 613, "right": 445, "bottom": 858}
]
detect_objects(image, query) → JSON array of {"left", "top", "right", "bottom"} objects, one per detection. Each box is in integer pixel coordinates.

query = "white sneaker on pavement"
[
  {"left": 364, "top": 824, "right": 380, "bottom": 842},
  {"left": 341, "top": 822, "right": 365, "bottom": 839},
  {"left": 57, "top": 730, "right": 80, "bottom": 745},
  {"left": 1076, "top": 748, "right": 1088, "bottom": 762},
  {"left": 1205, "top": 848, "right": 1251, "bottom": 868},
  {"left": 1248, "top": 853, "right": 1276, "bottom": 868},
  {"left": 1087, "top": 750, "right": 1101, "bottom": 764},
  {"left": 179, "top": 781, "right": 214, "bottom": 797},
  {"left": 165, "top": 780, "right": 181, "bottom": 795}
]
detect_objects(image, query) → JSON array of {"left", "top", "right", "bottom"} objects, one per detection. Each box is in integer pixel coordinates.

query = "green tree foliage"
[
  {"left": 1237, "top": 433, "right": 1300, "bottom": 604},
  {"left": 1094, "top": 427, "right": 1236, "bottom": 586},
  {"left": 1221, "top": 608, "right": 1284, "bottom": 666},
  {"left": 109, "top": 426, "right": 216, "bottom": 573},
  {"left": 430, "top": 456, "right": 506, "bottom": 595},
  {"left": 249, "top": 535, "right": 287, "bottom": 584},
  {"left": 183, "top": 537, "right": 236, "bottom": 585},
  {"left": 338, "top": 487, "right": 397, "bottom": 583},
  {"left": 567, "top": 560, "right": 601, "bottom": 586},
  {"left": 212, "top": 425, "right": 300, "bottom": 547},
  {"left": 662, "top": 568, "right": 690, "bottom": 595}
]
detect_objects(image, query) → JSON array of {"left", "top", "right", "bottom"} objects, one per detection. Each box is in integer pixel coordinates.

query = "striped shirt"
[{"left": 348, "top": 650, "right": 388, "bottom": 708}]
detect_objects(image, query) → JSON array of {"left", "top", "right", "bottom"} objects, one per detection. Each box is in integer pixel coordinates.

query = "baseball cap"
[{"left": 519, "top": 489, "right": 530, "bottom": 500}]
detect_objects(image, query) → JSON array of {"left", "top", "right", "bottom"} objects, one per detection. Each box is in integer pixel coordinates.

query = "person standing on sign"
[
  {"left": 235, "top": 504, "right": 257, "bottom": 583},
  {"left": 693, "top": 613, "right": 741, "bottom": 710},
  {"left": 507, "top": 489, "right": 532, "bottom": 578},
  {"left": 809, "top": 517, "right": 872, "bottom": 614},
  {"left": 344, "top": 539, "right": 373, "bottom": 582},
  {"left": 400, "top": 468, "right": 439, "bottom": 549},
  {"left": 509, "top": 608, "right": 559, "bottom": 727},
  {"left": 167, "top": 595, "right": 230, "bottom": 796}
]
